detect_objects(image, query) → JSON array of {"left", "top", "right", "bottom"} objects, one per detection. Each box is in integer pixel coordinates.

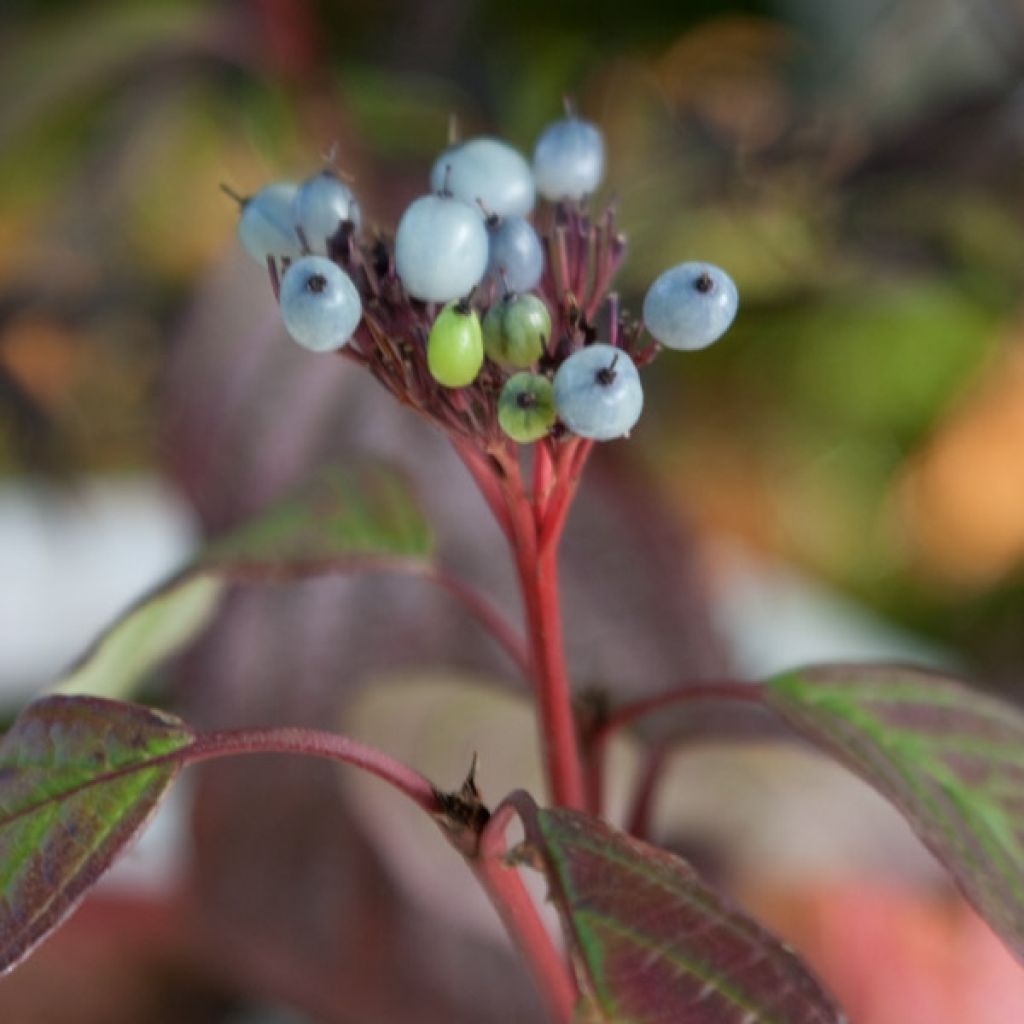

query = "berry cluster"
[{"left": 226, "top": 111, "right": 738, "bottom": 451}]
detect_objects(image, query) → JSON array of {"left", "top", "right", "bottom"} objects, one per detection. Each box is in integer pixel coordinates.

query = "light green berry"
[
  {"left": 428, "top": 300, "right": 484, "bottom": 388},
  {"left": 498, "top": 372, "right": 557, "bottom": 443},
  {"left": 483, "top": 293, "right": 551, "bottom": 369}
]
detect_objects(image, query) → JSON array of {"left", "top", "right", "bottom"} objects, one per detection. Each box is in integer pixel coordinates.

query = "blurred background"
[{"left": 4, "top": 0, "right": 1024, "bottom": 1021}]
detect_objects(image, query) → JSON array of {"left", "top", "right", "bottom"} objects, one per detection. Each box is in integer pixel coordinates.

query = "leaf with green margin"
[
  {"left": 766, "top": 663, "right": 1024, "bottom": 965},
  {"left": 519, "top": 800, "right": 843, "bottom": 1024},
  {"left": 202, "top": 465, "right": 432, "bottom": 574},
  {"left": 0, "top": 696, "right": 194, "bottom": 974},
  {"left": 58, "top": 575, "right": 223, "bottom": 699},
  {"left": 55, "top": 465, "right": 433, "bottom": 700}
]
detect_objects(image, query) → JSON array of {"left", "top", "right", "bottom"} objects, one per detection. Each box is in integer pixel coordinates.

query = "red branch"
[
  {"left": 215, "top": 555, "right": 530, "bottom": 683},
  {"left": 451, "top": 426, "right": 592, "bottom": 810},
  {"left": 451, "top": 436, "right": 513, "bottom": 538},
  {"left": 533, "top": 440, "right": 555, "bottom": 521},
  {"left": 184, "top": 727, "right": 442, "bottom": 814},
  {"left": 426, "top": 564, "right": 531, "bottom": 680},
  {"left": 474, "top": 802, "right": 578, "bottom": 1023},
  {"left": 585, "top": 681, "right": 765, "bottom": 817},
  {"left": 595, "top": 680, "right": 766, "bottom": 740},
  {"left": 505, "top": 452, "right": 587, "bottom": 811},
  {"left": 625, "top": 741, "right": 671, "bottom": 840},
  {"left": 539, "top": 439, "right": 593, "bottom": 554}
]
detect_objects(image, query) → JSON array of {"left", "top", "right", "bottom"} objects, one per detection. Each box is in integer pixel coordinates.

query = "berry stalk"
[
  {"left": 493, "top": 447, "right": 587, "bottom": 811},
  {"left": 519, "top": 538, "right": 585, "bottom": 811}
]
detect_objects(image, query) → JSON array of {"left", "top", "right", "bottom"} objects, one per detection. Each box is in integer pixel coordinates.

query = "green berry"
[
  {"left": 483, "top": 293, "right": 551, "bottom": 369},
  {"left": 427, "top": 300, "right": 484, "bottom": 388},
  {"left": 498, "top": 372, "right": 556, "bottom": 443}
]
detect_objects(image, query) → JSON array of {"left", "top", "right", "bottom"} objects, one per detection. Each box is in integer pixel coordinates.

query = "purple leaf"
[
  {"left": 767, "top": 663, "right": 1024, "bottom": 964},
  {"left": 520, "top": 801, "right": 843, "bottom": 1023},
  {"left": 201, "top": 464, "right": 432, "bottom": 578},
  {"left": 0, "top": 696, "right": 194, "bottom": 974}
]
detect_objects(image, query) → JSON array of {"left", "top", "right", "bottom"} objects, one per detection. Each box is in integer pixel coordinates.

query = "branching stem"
[
  {"left": 453, "top": 434, "right": 590, "bottom": 810},
  {"left": 584, "top": 680, "right": 765, "bottom": 817}
]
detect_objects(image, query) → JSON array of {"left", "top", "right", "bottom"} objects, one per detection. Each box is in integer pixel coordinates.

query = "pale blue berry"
[
  {"left": 236, "top": 182, "right": 303, "bottom": 264},
  {"left": 532, "top": 117, "right": 605, "bottom": 202},
  {"left": 642, "top": 262, "right": 738, "bottom": 351},
  {"left": 553, "top": 344, "right": 643, "bottom": 441},
  {"left": 279, "top": 256, "right": 362, "bottom": 352},
  {"left": 430, "top": 138, "right": 535, "bottom": 218},
  {"left": 293, "top": 170, "right": 361, "bottom": 254},
  {"left": 485, "top": 215, "right": 544, "bottom": 293},
  {"left": 395, "top": 194, "right": 488, "bottom": 303}
]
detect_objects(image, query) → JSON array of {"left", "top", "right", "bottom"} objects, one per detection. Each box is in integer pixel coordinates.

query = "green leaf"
[
  {"left": 522, "top": 802, "right": 843, "bottom": 1023},
  {"left": 58, "top": 575, "right": 223, "bottom": 699},
  {"left": 56, "top": 465, "right": 433, "bottom": 700},
  {"left": 202, "top": 465, "right": 432, "bottom": 573},
  {"left": 0, "top": 696, "right": 194, "bottom": 973},
  {"left": 766, "top": 663, "right": 1024, "bottom": 964}
]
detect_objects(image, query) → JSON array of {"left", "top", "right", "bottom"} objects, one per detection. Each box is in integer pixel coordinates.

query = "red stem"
[
  {"left": 474, "top": 803, "right": 578, "bottom": 1023},
  {"left": 539, "top": 440, "right": 593, "bottom": 554},
  {"left": 184, "top": 726, "right": 442, "bottom": 814},
  {"left": 453, "top": 436, "right": 589, "bottom": 810},
  {"left": 584, "top": 738, "right": 604, "bottom": 816},
  {"left": 571, "top": 222, "right": 589, "bottom": 304},
  {"left": 512, "top": 514, "right": 586, "bottom": 811},
  {"left": 213, "top": 556, "right": 529, "bottom": 683},
  {"left": 585, "top": 681, "right": 765, "bottom": 817},
  {"left": 595, "top": 680, "right": 765, "bottom": 742},
  {"left": 451, "top": 436, "right": 513, "bottom": 538},
  {"left": 426, "top": 564, "right": 531, "bottom": 680},
  {"left": 533, "top": 440, "right": 555, "bottom": 521},
  {"left": 625, "top": 741, "right": 671, "bottom": 840}
]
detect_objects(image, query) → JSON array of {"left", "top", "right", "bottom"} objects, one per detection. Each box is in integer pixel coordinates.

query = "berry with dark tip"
[
  {"left": 553, "top": 343, "right": 643, "bottom": 440},
  {"left": 642, "top": 261, "right": 738, "bottom": 351},
  {"left": 499, "top": 372, "right": 557, "bottom": 443},
  {"left": 279, "top": 256, "right": 362, "bottom": 352}
]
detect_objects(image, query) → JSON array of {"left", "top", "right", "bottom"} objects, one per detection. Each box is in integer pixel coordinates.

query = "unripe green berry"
[
  {"left": 427, "top": 300, "right": 484, "bottom": 388},
  {"left": 483, "top": 293, "right": 551, "bottom": 369},
  {"left": 498, "top": 372, "right": 556, "bottom": 443}
]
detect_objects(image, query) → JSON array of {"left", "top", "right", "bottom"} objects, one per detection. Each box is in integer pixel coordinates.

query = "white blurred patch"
[
  {"left": 0, "top": 476, "right": 198, "bottom": 699},
  {"left": 98, "top": 775, "right": 192, "bottom": 894},
  {"left": 709, "top": 538, "right": 955, "bottom": 677}
]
